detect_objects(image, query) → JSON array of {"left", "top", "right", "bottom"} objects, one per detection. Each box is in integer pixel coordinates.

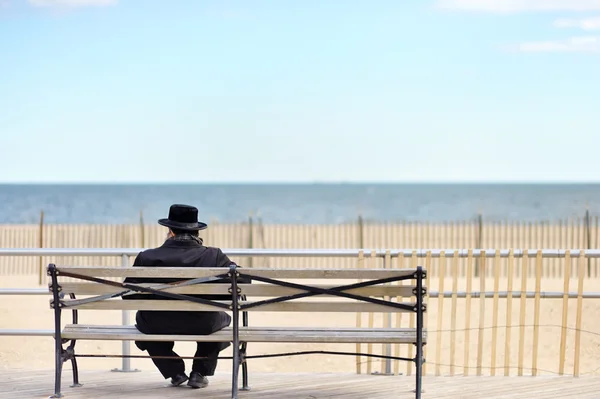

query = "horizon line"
[{"left": 1, "top": 180, "right": 600, "bottom": 185}]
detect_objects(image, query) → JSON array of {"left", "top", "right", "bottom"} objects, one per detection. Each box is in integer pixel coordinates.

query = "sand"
[{"left": 1, "top": 274, "right": 599, "bottom": 377}]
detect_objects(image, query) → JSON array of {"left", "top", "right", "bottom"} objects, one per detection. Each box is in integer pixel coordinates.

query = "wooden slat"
[
  {"left": 532, "top": 250, "right": 542, "bottom": 376},
  {"left": 518, "top": 250, "right": 528, "bottom": 376},
  {"left": 59, "top": 299, "right": 417, "bottom": 313},
  {"left": 574, "top": 250, "right": 586, "bottom": 377},
  {"left": 55, "top": 266, "right": 420, "bottom": 280},
  {"left": 435, "top": 251, "right": 446, "bottom": 376},
  {"left": 490, "top": 249, "right": 501, "bottom": 376},
  {"left": 476, "top": 251, "right": 486, "bottom": 376},
  {"left": 558, "top": 250, "right": 571, "bottom": 375},
  {"left": 57, "top": 282, "right": 416, "bottom": 298},
  {"left": 463, "top": 249, "right": 474, "bottom": 376},
  {"left": 57, "top": 266, "right": 227, "bottom": 278},
  {"left": 503, "top": 249, "right": 514, "bottom": 376},
  {"left": 449, "top": 250, "right": 458, "bottom": 376},
  {"left": 61, "top": 324, "right": 427, "bottom": 344}
]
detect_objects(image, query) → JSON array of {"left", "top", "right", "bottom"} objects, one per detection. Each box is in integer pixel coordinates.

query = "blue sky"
[{"left": 1, "top": 0, "right": 599, "bottom": 183}]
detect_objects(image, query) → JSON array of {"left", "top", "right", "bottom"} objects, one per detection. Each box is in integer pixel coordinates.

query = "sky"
[{"left": 0, "top": 0, "right": 599, "bottom": 183}]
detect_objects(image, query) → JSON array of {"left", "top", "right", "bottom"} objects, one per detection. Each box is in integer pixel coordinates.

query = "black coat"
[{"left": 123, "top": 239, "right": 234, "bottom": 337}]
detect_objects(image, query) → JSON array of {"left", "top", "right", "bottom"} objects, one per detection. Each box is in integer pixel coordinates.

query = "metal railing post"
[
  {"left": 384, "top": 255, "right": 392, "bottom": 375},
  {"left": 230, "top": 264, "right": 241, "bottom": 399},
  {"left": 111, "top": 254, "right": 140, "bottom": 373},
  {"left": 415, "top": 266, "right": 424, "bottom": 399}
]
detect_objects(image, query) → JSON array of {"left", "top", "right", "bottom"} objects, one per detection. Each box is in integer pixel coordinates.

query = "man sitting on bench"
[{"left": 124, "top": 204, "right": 234, "bottom": 389}]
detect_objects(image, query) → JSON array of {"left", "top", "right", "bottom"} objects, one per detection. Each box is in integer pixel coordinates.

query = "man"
[{"left": 124, "top": 204, "right": 233, "bottom": 389}]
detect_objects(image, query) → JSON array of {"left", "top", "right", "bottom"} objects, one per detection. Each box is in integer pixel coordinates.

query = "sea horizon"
[
  {"left": 2, "top": 181, "right": 600, "bottom": 185},
  {"left": 1, "top": 182, "right": 598, "bottom": 225}
]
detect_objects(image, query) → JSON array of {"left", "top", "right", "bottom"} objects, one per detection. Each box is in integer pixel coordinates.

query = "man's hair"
[{"left": 170, "top": 228, "right": 199, "bottom": 237}]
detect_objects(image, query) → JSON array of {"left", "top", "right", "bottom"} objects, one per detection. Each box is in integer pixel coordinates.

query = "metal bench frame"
[{"left": 48, "top": 263, "right": 427, "bottom": 399}]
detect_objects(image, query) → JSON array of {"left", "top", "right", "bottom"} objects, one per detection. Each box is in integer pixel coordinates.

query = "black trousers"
[
  {"left": 133, "top": 310, "right": 232, "bottom": 379},
  {"left": 142, "top": 341, "right": 225, "bottom": 378}
]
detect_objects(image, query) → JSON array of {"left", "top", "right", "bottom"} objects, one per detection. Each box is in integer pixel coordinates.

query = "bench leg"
[
  {"left": 230, "top": 265, "right": 240, "bottom": 399},
  {"left": 414, "top": 344, "right": 423, "bottom": 399},
  {"left": 67, "top": 296, "right": 82, "bottom": 388},
  {"left": 241, "top": 342, "right": 250, "bottom": 391},
  {"left": 50, "top": 338, "right": 64, "bottom": 399},
  {"left": 70, "top": 355, "right": 82, "bottom": 388},
  {"left": 49, "top": 264, "right": 64, "bottom": 399},
  {"left": 241, "top": 363, "right": 250, "bottom": 391},
  {"left": 63, "top": 338, "right": 83, "bottom": 388},
  {"left": 240, "top": 303, "right": 250, "bottom": 391},
  {"left": 414, "top": 266, "right": 425, "bottom": 399}
]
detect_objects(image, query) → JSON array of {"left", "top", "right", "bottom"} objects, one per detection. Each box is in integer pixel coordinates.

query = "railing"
[{"left": 1, "top": 248, "right": 599, "bottom": 377}]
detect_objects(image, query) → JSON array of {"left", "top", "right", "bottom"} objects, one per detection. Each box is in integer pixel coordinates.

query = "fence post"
[
  {"left": 139, "top": 211, "right": 145, "bottom": 249},
  {"left": 38, "top": 210, "right": 45, "bottom": 285},
  {"left": 475, "top": 213, "right": 483, "bottom": 277},
  {"left": 112, "top": 254, "right": 140, "bottom": 373},
  {"left": 248, "top": 214, "right": 254, "bottom": 268},
  {"left": 358, "top": 215, "right": 364, "bottom": 249},
  {"left": 585, "top": 208, "right": 591, "bottom": 277}
]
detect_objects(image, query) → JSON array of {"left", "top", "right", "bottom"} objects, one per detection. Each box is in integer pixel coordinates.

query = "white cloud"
[
  {"left": 554, "top": 16, "right": 600, "bottom": 30},
  {"left": 517, "top": 36, "right": 600, "bottom": 52},
  {"left": 28, "top": 0, "right": 117, "bottom": 7},
  {"left": 437, "top": 0, "right": 600, "bottom": 12}
]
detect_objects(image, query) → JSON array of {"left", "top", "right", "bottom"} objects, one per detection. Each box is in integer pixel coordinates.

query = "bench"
[{"left": 47, "top": 263, "right": 427, "bottom": 399}]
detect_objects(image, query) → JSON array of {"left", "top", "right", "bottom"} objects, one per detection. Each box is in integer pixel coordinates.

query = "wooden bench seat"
[
  {"left": 62, "top": 324, "right": 427, "bottom": 344},
  {"left": 60, "top": 298, "right": 418, "bottom": 312}
]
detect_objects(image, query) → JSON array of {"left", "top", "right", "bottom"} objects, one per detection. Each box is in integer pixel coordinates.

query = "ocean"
[{"left": 0, "top": 183, "right": 598, "bottom": 224}]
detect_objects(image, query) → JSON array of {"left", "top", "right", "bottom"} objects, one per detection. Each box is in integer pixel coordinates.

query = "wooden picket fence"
[
  {"left": 1, "top": 218, "right": 599, "bottom": 277},
  {"left": 356, "top": 249, "right": 598, "bottom": 378}
]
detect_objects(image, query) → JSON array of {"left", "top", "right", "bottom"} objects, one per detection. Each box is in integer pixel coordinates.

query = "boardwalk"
[{"left": 2, "top": 369, "right": 599, "bottom": 399}]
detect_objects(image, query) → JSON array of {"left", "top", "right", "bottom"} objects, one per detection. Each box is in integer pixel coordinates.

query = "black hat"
[{"left": 158, "top": 204, "right": 208, "bottom": 231}]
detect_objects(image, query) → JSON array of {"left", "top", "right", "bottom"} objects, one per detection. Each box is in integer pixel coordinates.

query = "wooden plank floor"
[{"left": 2, "top": 369, "right": 599, "bottom": 399}]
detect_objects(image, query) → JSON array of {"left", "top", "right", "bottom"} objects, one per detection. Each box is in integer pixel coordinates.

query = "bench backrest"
[{"left": 49, "top": 265, "right": 427, "bottom": 314}]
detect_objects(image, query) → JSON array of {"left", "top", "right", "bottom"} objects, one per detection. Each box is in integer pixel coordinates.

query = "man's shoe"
[
  {"left": 170, "top": 373, "right": 189, "bottom": 386},
  {"left": 187, "top": 372, "right": 209, "bottom": 389}
]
